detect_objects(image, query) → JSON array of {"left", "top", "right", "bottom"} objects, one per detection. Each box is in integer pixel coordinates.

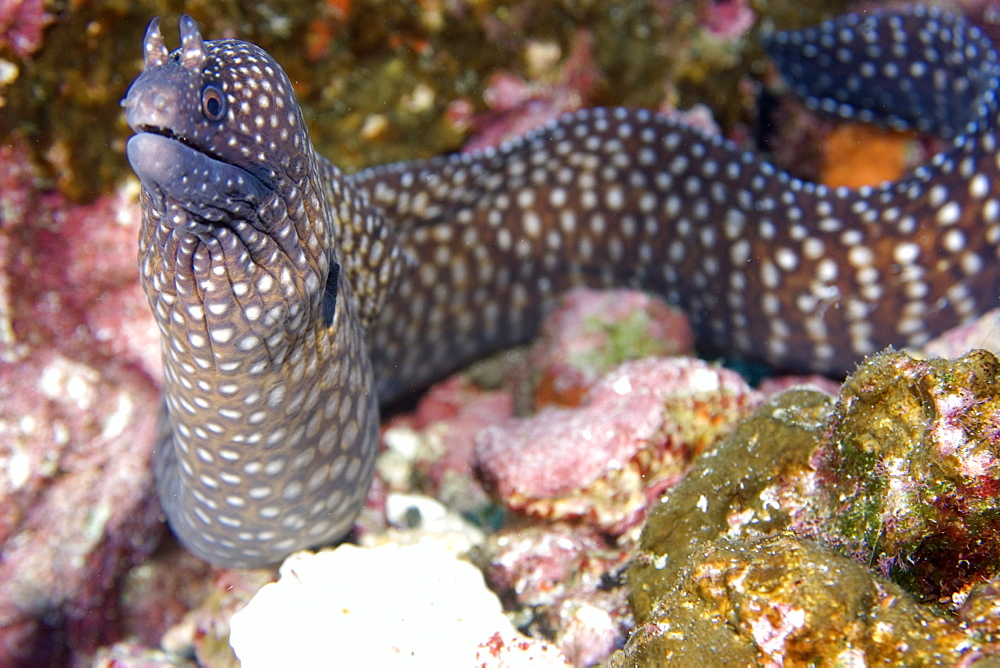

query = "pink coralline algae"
[
  {"left": 0, "top": 142, "right": 161, "bottom": 378},
  {"left": 0, "top": 141, "right": 165, "bottom": 664},
  {"left": 386, "top": 375, "right": 514, "bottom": 488},
  {"left": 700, "top": 0, "right": 755, "bottom": 40},
  {"left": 481, "top": 524, "right": 632, "bottom": 666},
  {"left": 453, "top": 30, "right": 599, "bottom": 152},
  {"left": 921, "top": 306, "right": 1000, "bottom": 361},
  {"left": 476, "top": 357, "right": 762, "bottom": 536},
  {"left": 0, "top": 0, "right": 51, "bottom": 59},
  {"left": 379, "top": 375, "right": 512, "bottom": 520}
]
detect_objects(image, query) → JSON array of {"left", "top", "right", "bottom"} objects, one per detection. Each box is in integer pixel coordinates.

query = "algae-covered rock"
[
  {"left": 614, "top": 534, "right": 975, "bottom": 666},
  {"left": 625, "top": 350, "right": 1000, "bottom": 663},
  {"left": 478, "top": 523, "right": 632, "bottom": 665},
  {"left": 629, "top": 388, "right": 832, "bottom": 621},
  {"left": 814, "top": 349, "right": 1000, "bottom": 605}
]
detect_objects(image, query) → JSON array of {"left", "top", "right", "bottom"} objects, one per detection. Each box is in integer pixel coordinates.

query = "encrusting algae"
[{"left": 623, "top": 349, "right": 1000, "bottom": 664}]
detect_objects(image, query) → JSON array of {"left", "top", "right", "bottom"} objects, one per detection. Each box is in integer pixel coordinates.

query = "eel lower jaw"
[{"left": 126, "top": 131, "right": 275, "bottom": 224}]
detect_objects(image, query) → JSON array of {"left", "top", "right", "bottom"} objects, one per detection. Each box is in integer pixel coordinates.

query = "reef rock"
[{"left": 623, "top": 349, "right": 1000, "bottom": 663}]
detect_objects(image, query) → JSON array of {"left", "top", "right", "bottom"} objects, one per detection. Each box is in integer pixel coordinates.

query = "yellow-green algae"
[
  {"left": 576, "top": 307, "right": 677, "bottom": 373},
  {"left": 629, "top": 388, "right": 832, "bottom": 624},
  {"left": 820, "top": 349, "right": 1000, "bottom": 605},
  {"left": 624, "top": 350, "right": 1000, "bottom": 663},
  {"left": 615, "top": 534, "right": 978, "bottom": 666},
  {"left": 1, "top": 0, "right": 848, "bottom": 201}
]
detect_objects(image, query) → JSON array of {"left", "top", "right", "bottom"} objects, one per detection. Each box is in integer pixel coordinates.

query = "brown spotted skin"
[
  {"left": 357, "top": 7, "right": 1000, "bottom": 399},
  {"left": 125, "top": 9, "right": 1000, "bottom": 567}
]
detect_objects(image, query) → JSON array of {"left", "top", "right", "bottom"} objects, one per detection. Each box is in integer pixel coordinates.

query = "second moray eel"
[{"left": 124, "top": 8, "right": 1000, "bottom": 567}]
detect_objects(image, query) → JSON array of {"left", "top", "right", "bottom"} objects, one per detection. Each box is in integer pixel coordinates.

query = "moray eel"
[{"left": 124, "top": 8, "right": 1000, "bottom": 567}]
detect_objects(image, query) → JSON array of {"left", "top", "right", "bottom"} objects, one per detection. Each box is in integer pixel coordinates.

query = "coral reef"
[
  {"left": 9, "top": 1, "right": 1000, "bottom": 665},
  {"left": 0, "top": 0, "right": 843, "bottom": 200}
]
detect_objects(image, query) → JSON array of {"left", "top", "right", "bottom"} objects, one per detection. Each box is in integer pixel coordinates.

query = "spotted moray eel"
[{"left": 124, "top": 8, "right": 1000, "bottom": 567}]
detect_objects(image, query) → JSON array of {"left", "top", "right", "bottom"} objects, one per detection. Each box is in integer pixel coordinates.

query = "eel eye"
[{"left": 202, "top": 83, "right": 225, "bottom": 121}]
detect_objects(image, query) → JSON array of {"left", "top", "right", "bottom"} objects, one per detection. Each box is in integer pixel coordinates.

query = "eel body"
[{"left": 124, "top": 8, "right": 1000, "bottom": 567}]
